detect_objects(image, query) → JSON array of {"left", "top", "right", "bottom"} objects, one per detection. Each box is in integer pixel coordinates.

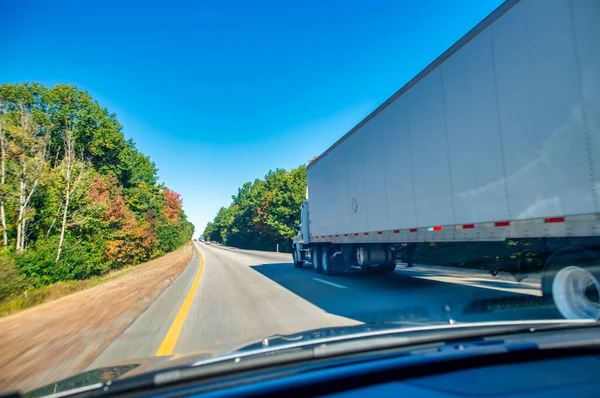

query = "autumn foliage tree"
[
  {"left": 0, "top": 83, "right": 193, "bottom": 292},
  {"left": 163, "top": 188, "right": 182, "bottom": 223}
]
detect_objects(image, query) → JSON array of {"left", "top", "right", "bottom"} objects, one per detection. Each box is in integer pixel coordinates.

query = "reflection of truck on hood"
[{"left": 292, "top": 0, "right": 600, "bottom": 321}]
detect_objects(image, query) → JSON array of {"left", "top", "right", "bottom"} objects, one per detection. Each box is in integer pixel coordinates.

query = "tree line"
[
  {"left": 203, "top": 166, "right": 306, "bottom": 252},
  {"left": 0, "top": 83, "right": 193, "bottom": 299}
]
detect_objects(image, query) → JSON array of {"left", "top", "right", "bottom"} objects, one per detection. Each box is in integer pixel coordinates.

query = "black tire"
[
  {"left": 541, "top": 248, "right": 600, "bottom": 320},
  {"left": 356, "top": 246, "right": 372, "bottom": 272},
  {"left": 292, "top": 250, "right": 303, "bottom": 269},
  {"left": 312, "top": 246, "right": 322, "bottom": 273},
  {"left": 322, "top": 247, "right": 337, "bottom": 276}
]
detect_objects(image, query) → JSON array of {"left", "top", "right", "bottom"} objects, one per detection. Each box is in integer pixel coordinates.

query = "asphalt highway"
[{"left": 90, "top": 241, "right": 559, "bottom": 369}]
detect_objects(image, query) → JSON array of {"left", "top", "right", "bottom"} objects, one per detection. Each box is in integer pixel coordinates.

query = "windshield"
[{"left": 1, "top": 0, "right": 599, "bottom": 395}]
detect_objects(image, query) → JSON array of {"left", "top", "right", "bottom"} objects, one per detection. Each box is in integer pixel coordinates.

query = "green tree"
[
  {"left": 203, "top": 165, "right": 306, "bottom": 252},
  {"left": 0, "top": 82, "right": 194, "bottom": 290}
]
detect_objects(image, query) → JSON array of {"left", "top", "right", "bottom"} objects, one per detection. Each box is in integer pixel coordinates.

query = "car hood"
[
  {"left": 26, "top": 322, "right": 426, "bottom": 397},
  {"left": 25, "top": 352, "right": 215, "bottom": 398},
  {"left": 25, "top": 319, "right": 598, "bottom": 397}
]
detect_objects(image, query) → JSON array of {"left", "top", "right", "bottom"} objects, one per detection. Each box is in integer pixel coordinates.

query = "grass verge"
[{"left": 0, "top": 245, "right": 188, "bottom": 317}]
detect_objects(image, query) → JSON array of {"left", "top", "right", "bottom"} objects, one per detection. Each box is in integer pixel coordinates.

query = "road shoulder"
[
  {"left": 89, "top": 243, "right": 202, "bottom": 368},
  {"left": 0, "top": 244, "right": 194, "bottom": 394}
]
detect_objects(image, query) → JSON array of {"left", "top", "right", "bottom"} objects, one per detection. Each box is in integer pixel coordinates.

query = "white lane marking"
[{"left": 312, "top": 278, "right": 348, "bottom": 289}]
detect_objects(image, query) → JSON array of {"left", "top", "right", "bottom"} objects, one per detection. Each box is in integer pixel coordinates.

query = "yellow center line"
[{"left": 156, "top": 242, "right": 205, "bottom": 356}]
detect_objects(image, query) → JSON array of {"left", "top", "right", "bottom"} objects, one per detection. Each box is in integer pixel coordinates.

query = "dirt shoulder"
[{"left": 0, "top": 243, "right": 193, "bottom": 394}]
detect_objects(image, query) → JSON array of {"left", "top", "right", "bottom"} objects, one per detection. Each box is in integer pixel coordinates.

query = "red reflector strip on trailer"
[
  {"left": 462, "top": 224, "right": 475, "bottom": 229},
  {"left": 495, "top": 221, "right": 510, "bottom": 227},
  {"left": 377, "top": 231, "right": 383, "bottom": 235},
  {"left": 393, "top": 230, "right": 400, "bottom": 233},
  {"left": 409, "top": 228, "right": 417, "bottom": 232},
  {"left": 364, "top": 232, "right": 369, "bottom": 236},
  {"left": 545, "top": 217, "right": 565, "bottom": 223},
  {"left": 344, "top": 234, "right": 348, "bottom": 237},
  {"left": 354, "top": 233, "right": 359, "bottom": 236}
]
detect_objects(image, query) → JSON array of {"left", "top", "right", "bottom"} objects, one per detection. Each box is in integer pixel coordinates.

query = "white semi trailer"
[{"left": 292, "top": 0, "right": 600, "bottom": 320}]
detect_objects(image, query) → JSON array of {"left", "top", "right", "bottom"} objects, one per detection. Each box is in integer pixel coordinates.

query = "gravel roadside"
[{"left": 0, "top": 243, "right": 193, "bottom": 394}]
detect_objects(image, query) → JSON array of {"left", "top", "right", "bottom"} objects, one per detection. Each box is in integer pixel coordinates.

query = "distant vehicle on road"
[{"left": 292, "top": 0, "right": 600, "bottom": 321}]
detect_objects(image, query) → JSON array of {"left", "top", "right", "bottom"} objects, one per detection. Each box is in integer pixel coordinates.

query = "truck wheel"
[
  {"left": 356, "top": 246, "right": 372, "bottom": 272},
  {"left": 356, "top": 245, "right": 393, "bottom": 273},
  {"left": 293, "top": 250, "right": 303, "bottom": 268},
  {"left": 312, "top": 246, "right": 323, "bottom": 273},
  {"left": 542, "top": 249, "right": 600, "bottom": 320},
  {"left": 322, "top": 247, "right": 339, "bottom": 276}
]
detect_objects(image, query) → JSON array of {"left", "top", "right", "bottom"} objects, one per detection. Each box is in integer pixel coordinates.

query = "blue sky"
[{"left": 1, "top": 0, "right": 503, "bottom": 235}]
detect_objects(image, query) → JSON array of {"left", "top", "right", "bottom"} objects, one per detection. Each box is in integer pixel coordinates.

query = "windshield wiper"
[{"left": 26, "top": 320, "right": 599, "bottom": 398}]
